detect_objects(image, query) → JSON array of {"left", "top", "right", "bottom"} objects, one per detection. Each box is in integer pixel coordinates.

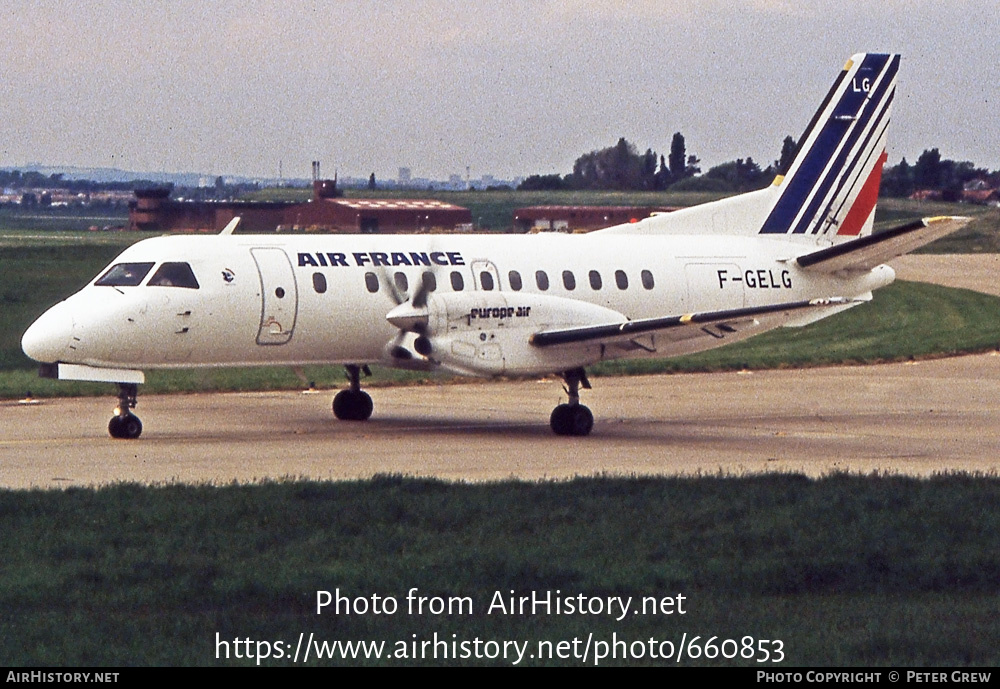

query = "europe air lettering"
[
  {"left": 717, "top": 268, "right": 792, "bottom": 290},
  {"left": 297, "top": 251, "right": 465, "bottom": 268},
  {"left": 469, "top": 306, "right": 532, "bottom": 320}
]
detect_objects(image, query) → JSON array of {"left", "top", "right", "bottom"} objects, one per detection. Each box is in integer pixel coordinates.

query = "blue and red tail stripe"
[
  {"left": 759, "top": 53, "right": 899, "bottom": 237},
  {"left": 836, "top": 150, "right": 887, "bottom": 236}
]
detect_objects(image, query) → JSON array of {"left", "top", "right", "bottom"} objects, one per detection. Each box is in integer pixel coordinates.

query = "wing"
[
  {"left": 529, "top": 297, "right": 859, "bottom": 350},
  {"left": 796, "top": 216, "right": 971, "bottom": 273}
]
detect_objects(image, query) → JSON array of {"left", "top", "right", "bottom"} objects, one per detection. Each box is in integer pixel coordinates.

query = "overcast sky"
[{"left": 3, "top": 0, "right": 997, "bottom": 181}]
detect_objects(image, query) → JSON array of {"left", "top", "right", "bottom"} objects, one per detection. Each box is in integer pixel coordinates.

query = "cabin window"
[
  {"left": 450, "top": 271, "right": 465, "bottom": 291},
  {"left": 147, "top": 262, "right": 200, "bottom": 289},
  {"left": 480, "top": 271, "right": 495, "bottom": 291},
  {"left": 312, "top": 273, "right": 327, "bottom": 293},
  {"left": 615, "top": 270, "right": 629, "bottom": 290},
  {"left": 641, "top": 270, "right": 655, "bottom": 290},
  {"left": 562, "top": 270, "right": 576, "bottom": 290},
  {"left": 589, "top": 270, "right": 602, "bottom": 290},
  {"left": 421, "top": 271, "right": 437, "bottom": 293},
  {"left": 364, "top": 272, "right": 379, "bottom": 293},
  {"left": 509, "top": 270, "right": 523, "bottom": 291},
  {"left": 94, "top": 262, "right": 154, "bottom": 287},
  {"left": 394, "top": 271, "right": 409, "bottom": 293},
  {"left": 535, "top": 270, "right": 549, "bottom": 291}
]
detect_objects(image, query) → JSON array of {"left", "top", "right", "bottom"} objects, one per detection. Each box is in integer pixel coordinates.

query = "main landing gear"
[
  {"left": 108, "top": 382, "right": 142, "bottom": 439},
  {"left": 550, "top": 368, "right": 594, "bottom": 437},
  {"left": 332, "top": 364, "right": 374, "bottom": 421}
]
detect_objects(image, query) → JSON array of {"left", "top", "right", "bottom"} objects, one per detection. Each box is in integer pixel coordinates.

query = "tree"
[
  {"left": 684, "top": 154, "right": 701, "bottom": 177},
  {"left": 777, "top": 136, "right": 797, "bottom": 175},
  {"left": 880, "top": 157, "right": 915, "bottom": 197},
  {"left": 641, "top": 148, "right": 658, "bottom": 190},
  {"left": 706, "top": 157, "right": 767, "bottom": 191},
  {"left": 913, "top": 148, "right": 942, "bottom": 189},
  {"left": 668, "top": 132, "right": 687, "bottom": 180},
  {"left": 570, "top": 137, "right": 646, "bottom": 190},
  {"left": 517, "top": 174, "right": 567, "bottom": 191},
  {"left": 655, "top": 154, "right": 671, "bottom": 190},
  {"left": 368, "top": 173, "right": 377, "bottom": 190}
]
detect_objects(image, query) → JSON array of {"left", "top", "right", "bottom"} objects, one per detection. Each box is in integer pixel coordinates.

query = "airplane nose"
[{"left": 21, "top": 304, "right": 74, "bottom": 363}]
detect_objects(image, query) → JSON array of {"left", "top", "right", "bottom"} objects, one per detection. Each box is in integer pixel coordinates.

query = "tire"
[
  {"left": 569, "top": 405, "right": 594, "bottom": 436},
  {"left": 333, "top": 390, "right": 374, "bottom": 421},
  {"left": 109, "top": 414, "right": 142, "bottom": 439},
  {"left": 550, "top": 404, "right": 593, "bottom": 436},
  {"left": 550, "top": 404, "right": 573, "bottom": 435}
]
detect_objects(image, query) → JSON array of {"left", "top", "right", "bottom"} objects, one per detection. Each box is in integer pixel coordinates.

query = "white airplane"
[{"left": 22, "top": 53, "right": 969, "bottom": 438}]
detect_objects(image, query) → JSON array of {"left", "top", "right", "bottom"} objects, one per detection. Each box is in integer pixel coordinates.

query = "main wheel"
[
  {"left": 332, "top": 389, "right": 374, "bottom": 421},
  {"left": 550, "top": 404, "right": 593, "bottom": 436},
  {"left": 108, "top": 413, "right": 143, "bottom": 439}
]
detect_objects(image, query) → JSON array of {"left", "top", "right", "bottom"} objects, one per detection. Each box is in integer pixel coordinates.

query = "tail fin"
[{"left": 759, "top": 53, "right": 899, "bottom": 241}]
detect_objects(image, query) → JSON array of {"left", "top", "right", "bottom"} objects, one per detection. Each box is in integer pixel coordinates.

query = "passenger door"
[{"left": 251, "top": 248, "right": 298, "bottom": 345}]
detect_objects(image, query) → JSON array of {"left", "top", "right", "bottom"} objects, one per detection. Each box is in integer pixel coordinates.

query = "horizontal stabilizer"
[
  {"left": 796, "top": 216, "right": 971, "bottom": 273},
  {"left": 530, "top": 297, "right": 859, "bottom": 349}
]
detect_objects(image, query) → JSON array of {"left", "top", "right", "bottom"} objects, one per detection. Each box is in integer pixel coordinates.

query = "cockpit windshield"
[
  {"left": 148, "top": 262, "right": 200, "bottom": 289},
  {"left": 94, "top": 262, "right": 155, "bottom": 287}
]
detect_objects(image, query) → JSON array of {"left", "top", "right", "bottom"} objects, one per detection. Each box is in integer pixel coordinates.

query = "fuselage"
[{"left": 21, "top": 231, "right": 894, "bottom": 377}]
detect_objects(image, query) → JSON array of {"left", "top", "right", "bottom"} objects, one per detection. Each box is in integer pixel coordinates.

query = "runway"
[{"left": 3, "top": 353, "right": 999, "bottom": 489}]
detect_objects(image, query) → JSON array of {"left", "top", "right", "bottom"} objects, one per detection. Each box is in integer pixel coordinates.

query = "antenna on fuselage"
[{"left": 220, "top": 216, "right": 241, "bottom": 235}]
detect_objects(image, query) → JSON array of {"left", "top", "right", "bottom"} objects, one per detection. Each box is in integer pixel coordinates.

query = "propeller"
[{"left": 381, "top": 266, "right": 437, "bottom": 361}]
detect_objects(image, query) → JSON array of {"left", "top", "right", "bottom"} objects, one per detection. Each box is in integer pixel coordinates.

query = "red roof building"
[{"left": 128, "top": 183, "right": 472, "bottom": 233}]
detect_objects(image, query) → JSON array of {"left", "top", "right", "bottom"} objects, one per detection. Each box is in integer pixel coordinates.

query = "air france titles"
[{"left": 298, "top": 251, "right": 465, "bottom": 268}]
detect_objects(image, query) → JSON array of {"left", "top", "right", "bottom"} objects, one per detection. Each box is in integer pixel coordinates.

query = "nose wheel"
[
  {"left": 550, "top": 368, "right": 594, "bottom": 436},
  {"left": 333, "top": 364, "right": 374, "bottom": 421},
  {"left": 108, "top": 383, "right": 142, "bottom": 439}
]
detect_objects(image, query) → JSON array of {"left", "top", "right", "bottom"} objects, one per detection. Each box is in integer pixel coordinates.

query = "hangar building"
[{"left": 128, "top": 181, "right": 473, "bottom": 234}]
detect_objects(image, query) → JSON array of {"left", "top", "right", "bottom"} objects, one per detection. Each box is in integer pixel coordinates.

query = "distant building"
[
  {"left": 513, "top": 206, "right": 679, "bottom": 233},
  {"left": 911, "top": 187, "right": 1000, "bottom": 206},
  {"left": 960, "top": 189, "right": 999, "bottom": 205},
  {"left": 909, "top": 189, "right": 941, "bottom": 202},
  {"left": 127, "top": 181, "right": 473, "bottom": 233}
]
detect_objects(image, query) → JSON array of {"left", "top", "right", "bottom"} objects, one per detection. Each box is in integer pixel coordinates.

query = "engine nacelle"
[{"left": 384, "top": 291, "right": 626, "bottom": 377}]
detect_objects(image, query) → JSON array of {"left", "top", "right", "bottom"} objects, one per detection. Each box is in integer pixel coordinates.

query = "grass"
[
  {"left": 2, "top": 473, "right": 999, "bottom": 666},
  {"left": 874, "top": 198, "right": 1000, "bottom": 253},
  {"left": 0, "top": 206, "right": 128, "bottom": 232}
]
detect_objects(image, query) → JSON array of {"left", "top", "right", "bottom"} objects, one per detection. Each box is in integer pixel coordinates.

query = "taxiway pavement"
[{"left": 3, "top": 353, "right": 998, "bottom": 488}]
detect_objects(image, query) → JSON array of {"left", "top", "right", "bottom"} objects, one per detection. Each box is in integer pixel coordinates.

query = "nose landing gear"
[
  {"left": 550, "top": 368, "right": 594, "bottom": 436},
  {"left": 108, "top": 382, "right": 142, "bottom": 439}
]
